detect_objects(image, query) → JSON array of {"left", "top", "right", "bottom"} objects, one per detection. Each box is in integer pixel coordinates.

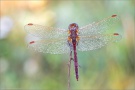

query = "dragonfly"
[{"left": 24, "top": 15, "right": 121, "bottom": 81}]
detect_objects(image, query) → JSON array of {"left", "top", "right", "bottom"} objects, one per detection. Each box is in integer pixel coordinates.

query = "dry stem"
[{"left": 68, "top": 51, "right": 73, "bottom": 90}]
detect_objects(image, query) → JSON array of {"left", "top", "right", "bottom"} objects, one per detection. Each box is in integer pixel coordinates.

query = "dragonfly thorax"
[{"left": 68, "top": 23, "right": 79, "bottom": 44}]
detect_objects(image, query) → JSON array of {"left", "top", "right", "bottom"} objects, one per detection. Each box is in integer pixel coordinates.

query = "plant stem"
[{"left": 68, "top": 51, "right": 72, "bottom": 90}]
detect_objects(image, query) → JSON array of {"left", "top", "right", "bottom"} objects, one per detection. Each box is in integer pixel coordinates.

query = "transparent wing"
[
  {"left": 79, "top": 15, "right": 120, "bottom": 35},
  {"left": 77, "top": 33, "right": 121, "bottom": 51},
  {"left": 28, "top": 38, "right": 70, "bottom": 54},
  {"left": 24, "top": 23, "right": 68, "bottom": 39}
]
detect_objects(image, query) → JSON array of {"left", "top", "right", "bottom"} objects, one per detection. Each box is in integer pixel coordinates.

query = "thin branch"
[{"left": 68, "top": 51, "right": 73, "bottom": 90}]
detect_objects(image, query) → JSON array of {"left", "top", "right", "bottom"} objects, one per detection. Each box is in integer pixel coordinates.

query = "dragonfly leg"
[
  {"left": 67, "top": 50, "right": 73, "bottom": 65},
  {"left": 70, "top": 58, "right": 81, "bottom": 68},
  {"left": 68, "top": 40, "right": 73, "bottom": 51},
  {"left": 70, "top": 57, "right": 74, "bottom": 60},
  {"left": 78, "top": 65, "right": 81, "bottom": 68}
]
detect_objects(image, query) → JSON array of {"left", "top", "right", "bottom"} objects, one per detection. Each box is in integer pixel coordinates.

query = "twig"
[{"left": 68, "top": 51, "right": 73, "bottom": 90}]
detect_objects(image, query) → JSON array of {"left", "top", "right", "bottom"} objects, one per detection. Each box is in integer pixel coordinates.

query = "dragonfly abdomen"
[{"left": 73, "top": 42, "right": 79, "bottom": 81}]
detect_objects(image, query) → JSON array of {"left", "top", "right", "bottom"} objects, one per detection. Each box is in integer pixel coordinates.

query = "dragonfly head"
[{"left": 68, "top": 23, "right": 79, "bottom": 31}]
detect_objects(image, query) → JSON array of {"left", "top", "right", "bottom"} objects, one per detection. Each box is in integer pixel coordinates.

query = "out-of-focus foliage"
[{"left": 0, "top": 0, "right": 134, "bottom": 90}]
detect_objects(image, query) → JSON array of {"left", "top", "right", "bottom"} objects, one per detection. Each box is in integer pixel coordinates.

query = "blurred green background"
[{"left": 0, "top": 0, "right": 134, "bottom": 90}]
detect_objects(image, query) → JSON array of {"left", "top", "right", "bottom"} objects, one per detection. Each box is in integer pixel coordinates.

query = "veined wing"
[
  {"left": 24, "top": 23, "right": 68, "bottom": 39},
  {"left": 27, "top": 38, "right": 70, "bottom": 54},
  {"left": 77, "top": 33, "right": 121, "bottom": 51},
  {"left": 79, "top": 15, "right": 120, "bottom": 35},
  {"left": 28, "top": 38, "right": 70, "bottom": 54}
]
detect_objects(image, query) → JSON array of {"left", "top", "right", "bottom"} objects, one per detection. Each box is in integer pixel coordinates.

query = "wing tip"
[
  {"left": 27, "top": 23, "right": 33, "bottom": 26},
  {"left": 111, "top": 15, "right": 117, "bottom": 17},
  {"left": 114, "top": 33, "right": 119, "bottom": 35},
  {"left": 29, "top": 41, "right": 35, "bottom": 44}
]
